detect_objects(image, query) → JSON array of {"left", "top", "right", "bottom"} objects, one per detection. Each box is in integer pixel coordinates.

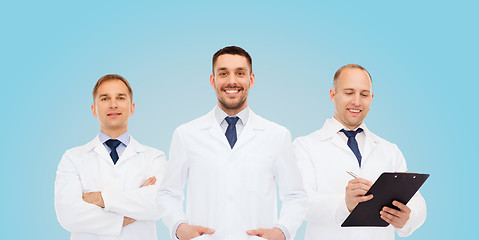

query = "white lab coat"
[
  {"left": 55, "top": 135, "right": 167, "bottom": 240},
  {"left": 293, "top": 118, "right": 427, "bottom": 240},
  {"left": 159, "top": 108, "right": 307, "bottom": 240}
]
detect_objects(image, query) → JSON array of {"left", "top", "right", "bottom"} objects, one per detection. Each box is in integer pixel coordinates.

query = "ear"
[
  {"left": 130, "top": 102, "right": 135, "bottom": 116},
  {"left": 91, "top": 103, "right": 97, "bottom": 117},
  {"left": 209, "top": 74, "right": 216, "bottom": 89},
  {"left": 249, "top": 72, "right": 255, "bottom": 88},
  {"left": 371, "top": 92, "right": 374, "bottom": 100},
  {"left": 329, "top": 89, "right": 336, "bottom": 102}
]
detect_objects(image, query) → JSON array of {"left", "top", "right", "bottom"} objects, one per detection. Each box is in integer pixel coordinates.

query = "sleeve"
[
  {"left": 392, "top": 145, "right": 427, "bottom": 237},
  {"left": 54, "top": 151, "right": 124, "bottom": 236},
  {"left": 274, "top": 130, "right": 308, "bottom": 240},
  {"left": 293, "top": 138, "right": 350, "bottom": 225},
  {"left": 102, "top": 150, "right": 168, "bottom": 220},
  {"left": 157, "top": 128, "right": 190, "bottom": 240}
]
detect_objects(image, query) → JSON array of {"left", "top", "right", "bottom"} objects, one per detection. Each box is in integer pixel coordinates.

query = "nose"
[
  {"left": 109, "top": 99, "right": 118, "bottom": 108},
  {"left": 351, "top": 93, "right": 361, "bottom": 106},
  {"left": 226, "top": 73, "right": 238, "bottom": 85}
]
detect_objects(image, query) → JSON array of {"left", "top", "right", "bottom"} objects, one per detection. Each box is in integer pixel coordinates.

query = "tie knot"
[
  {"left": 340, "top": 128, "right": 363, "bottom": 138},
  {"left": 225, "top": 116, "right": 239, "bottom": 126},
  {"left": 105, "top": 139, "right": 121, "bottom": 149}
]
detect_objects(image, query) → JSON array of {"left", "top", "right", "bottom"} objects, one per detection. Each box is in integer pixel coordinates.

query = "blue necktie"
[
  {"left": 105, "top": 139, "right": 121, "bottom": 164},
  {"left": 340, "top": 128, "right": 363, "bottom": 167},
  {"left": 225, "top": 116, "right": 239, "bottom": 149}
]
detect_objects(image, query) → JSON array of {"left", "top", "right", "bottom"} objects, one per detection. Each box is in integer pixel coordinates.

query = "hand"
[
  {"left": 380, "top": 200, "right": 411, "bottom": 228},
  {"left": 140, "top": 176, "right": 157, "bottom": 187},
  {"left": 176, "top": 223, "right": 215, "bottom": 240},
  {"left": 246, "top": 228, "right": 285, "bottom": 240},
  {"left": 82, "top": 192, "right": 105, "bottom": 208},
  {"left": 123, "top": 216, "right": 136, "bottom": 226},
  {"left": 345, "top": 178, "right": 373, "bottom": 212}
]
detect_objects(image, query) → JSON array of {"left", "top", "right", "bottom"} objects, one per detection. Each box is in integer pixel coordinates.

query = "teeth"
[
  {"left": 349, "top": 109, "right": 360, "bottom": 113},
  {"left": 226, "top": 90, "right": 239, "bottom": 94}
]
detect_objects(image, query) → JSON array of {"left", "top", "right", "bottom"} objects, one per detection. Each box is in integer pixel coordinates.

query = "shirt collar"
[
  {"left": 214, "top": 105, "right": 249, "bottom": 127},
  {"left": 99, "top": 131, "right": 130, "bottom": 146},
  {"left": 330, "top": 117, "right": 367, "bottom": 133}
]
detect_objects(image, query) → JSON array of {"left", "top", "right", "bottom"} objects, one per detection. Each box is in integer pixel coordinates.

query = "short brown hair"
[
  {"left": 333, "top": 64, "right": 372, "bottom": 88},
  {"left": 212, "top": 46, "right": 253, "bottom": 74},
  {"left": 92, "top": 74, "right": 133, "bottom": 102}
]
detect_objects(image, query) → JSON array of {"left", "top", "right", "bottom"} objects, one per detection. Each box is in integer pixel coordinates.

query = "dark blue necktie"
[
  {"left": 225, "top": 116, "right": 239, "bottom": 149},
  {"left": 340, "top": 128, "right": 363, "bottom": 167},
  {"left": 105, "top": 139, "right": 121, "bottom": 164}
]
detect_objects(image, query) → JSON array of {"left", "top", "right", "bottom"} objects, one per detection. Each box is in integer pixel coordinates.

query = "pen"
[{"left": 346, "top": 171, "right": 359, "bottom": 179}]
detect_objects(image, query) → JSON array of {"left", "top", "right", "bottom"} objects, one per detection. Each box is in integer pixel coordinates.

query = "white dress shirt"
[
  {"left": 293, "top": 118, "right": 427, "bottom": 240},
  {"left": 158, "top": 108, "right": 307, "bottom": 240},
  {"left": 55, "top": 135, "right": 167, "bottom": 240},
  {"left": 215, "top": 105, "right": 249, "bottom": 137}
]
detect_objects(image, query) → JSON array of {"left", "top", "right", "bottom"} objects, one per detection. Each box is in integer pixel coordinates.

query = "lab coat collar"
[
  {"left": 319, "top": 118, "right": 384, "bottom": 161},
  {"left": 201, "top": 107, "right": 265, "bottom": 150},
  {"left": 84, "top": 135, "right": 146, "bottom": 165}
]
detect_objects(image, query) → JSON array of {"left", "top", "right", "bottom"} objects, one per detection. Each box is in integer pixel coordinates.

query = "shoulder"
[
  {"left": 130, "top": 137, "right": 166, "bottom": 159},
  {"left": 175, "top": 111, "right": 213, "bottom": 133},
  {"left": 367, "top": 129, "right": 402, "bottom": 153},
  {"left": 251, "top": 112, "right": 291, "bottom": 136}
]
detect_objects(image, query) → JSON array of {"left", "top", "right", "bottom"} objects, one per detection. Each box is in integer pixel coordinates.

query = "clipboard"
[{"left": 341, "top": 172, "right": 429, "bottom": 227}]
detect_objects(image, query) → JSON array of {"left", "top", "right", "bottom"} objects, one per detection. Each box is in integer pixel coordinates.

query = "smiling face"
[
  {"left": 91, "top": 79, "right": 135, "bottom": 138},
  {"left": 330, "top": 67, "right": 373, "bottom": 130},
  {"left": 210, "top": 54, "right": 255, "bottom": 115}
]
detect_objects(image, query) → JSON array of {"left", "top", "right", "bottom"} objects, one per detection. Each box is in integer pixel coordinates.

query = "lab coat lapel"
[
  {"left": 204, "top": 109, "right": 232, "bottom": 149},
  {"left": 87, "top": 136, "right": 114, "bottom": 164},
  {"left": 233, "top": 110, "right": 260, "bottom": 150},
  {"left": 116, "top": 137, "right": 145, "bottom": 165},
  {"left": 321, "top": 119, "right": 351, "bottom": 153},
  {"left": 361, "top": 128, "right": 377, "bottom": 162}
]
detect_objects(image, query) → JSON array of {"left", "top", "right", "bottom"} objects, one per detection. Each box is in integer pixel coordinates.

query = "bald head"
[{"left": 333, "top": 64, "right": 372, "bottom": 89}]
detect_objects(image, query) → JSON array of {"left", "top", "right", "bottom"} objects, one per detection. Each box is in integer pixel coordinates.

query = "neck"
[
  {"left": 101, "top": 128, "right": 127, "bottom": 139},
  {"left": 333, "top": 115, "right": 360, "bottom": 131}
]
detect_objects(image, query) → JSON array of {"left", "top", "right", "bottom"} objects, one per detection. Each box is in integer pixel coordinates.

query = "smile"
[
  {"left": 224, "top": 89, "right": 241, "bottom": 94},
  {"left": 348, "top": 108, "right": 361, "bottom": 113}
]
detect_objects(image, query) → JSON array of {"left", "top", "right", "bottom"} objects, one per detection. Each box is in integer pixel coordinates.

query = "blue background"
[{"left": 2, "top": 0, "right": 477, "bottom": 239}]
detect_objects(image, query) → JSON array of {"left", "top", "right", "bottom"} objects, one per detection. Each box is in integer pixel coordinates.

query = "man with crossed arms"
[
  {"left": 159, "top": 46, "right": 307, "bottom": 240},
  {"left": 55, "top": 74, "right": 166, "bottom": 240},
  {"left": 294, "top": 64, "right": 427, "bottom": 239}
]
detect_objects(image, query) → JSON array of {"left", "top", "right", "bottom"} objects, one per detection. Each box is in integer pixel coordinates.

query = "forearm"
[
  {"left": 102, "top": 185, "right": 163, "bottom": 220},
  {"left": 55, "top": 153, "right": 124, "bottom": 236}
]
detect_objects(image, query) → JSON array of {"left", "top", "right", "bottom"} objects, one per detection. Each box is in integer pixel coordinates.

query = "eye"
[
  {"left": 237, "top": 72, "right": 245, "bottom": 76},
  {"left": 118, "top": 97, "right": 126, "bottom": 100},
  {"left": 219, "top": 72, "right": 227, "bottom": 76},
  {"left": 100, "top": 97, "right": 108, "bottom": 101},
  {"left": 344, "top": 92, "right": 353, "bottom": 95}
]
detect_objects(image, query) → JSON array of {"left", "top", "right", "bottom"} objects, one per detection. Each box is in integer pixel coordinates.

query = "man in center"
[{"left": 159, "top": 46, "right": 307, "bottom": 240}]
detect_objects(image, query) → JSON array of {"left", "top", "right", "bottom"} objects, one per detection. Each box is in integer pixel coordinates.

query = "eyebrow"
[
  {"left": 217, "top": 67, "right": 247, "bottom": 71},
  {"left": 342, "top": 88, "right": 371, "bottom": 93}
]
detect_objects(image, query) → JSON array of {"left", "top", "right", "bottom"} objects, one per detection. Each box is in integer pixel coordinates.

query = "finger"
[
  {"left": 349, "top": 178, "right": 373, "bottom": 186},
  {"left": 380, "top": 211, "right": 398, "bottom": 225},
  {"left": 197, "top": 226, "right": 215, "bottom": 235},
  {"left": 347, "top": 183, "right": 373, "bottom": 192},
  {"left": 382, "top": 206, "right": 403, "bottom": 218},
  {"left": 246, "top": 229, "right": 263, "bottom": 236},
  {"left": 358, "top": 194, "right": 373, "bottom": 203},
  {"left": 141, "top": 177, "right": 156, "bottom": 187},
  {"left": 349, "top": 188, "right": 370, "bottom": 196},
  {"left": 393, "top": 201, "right": 411, "bottom": 213}
]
